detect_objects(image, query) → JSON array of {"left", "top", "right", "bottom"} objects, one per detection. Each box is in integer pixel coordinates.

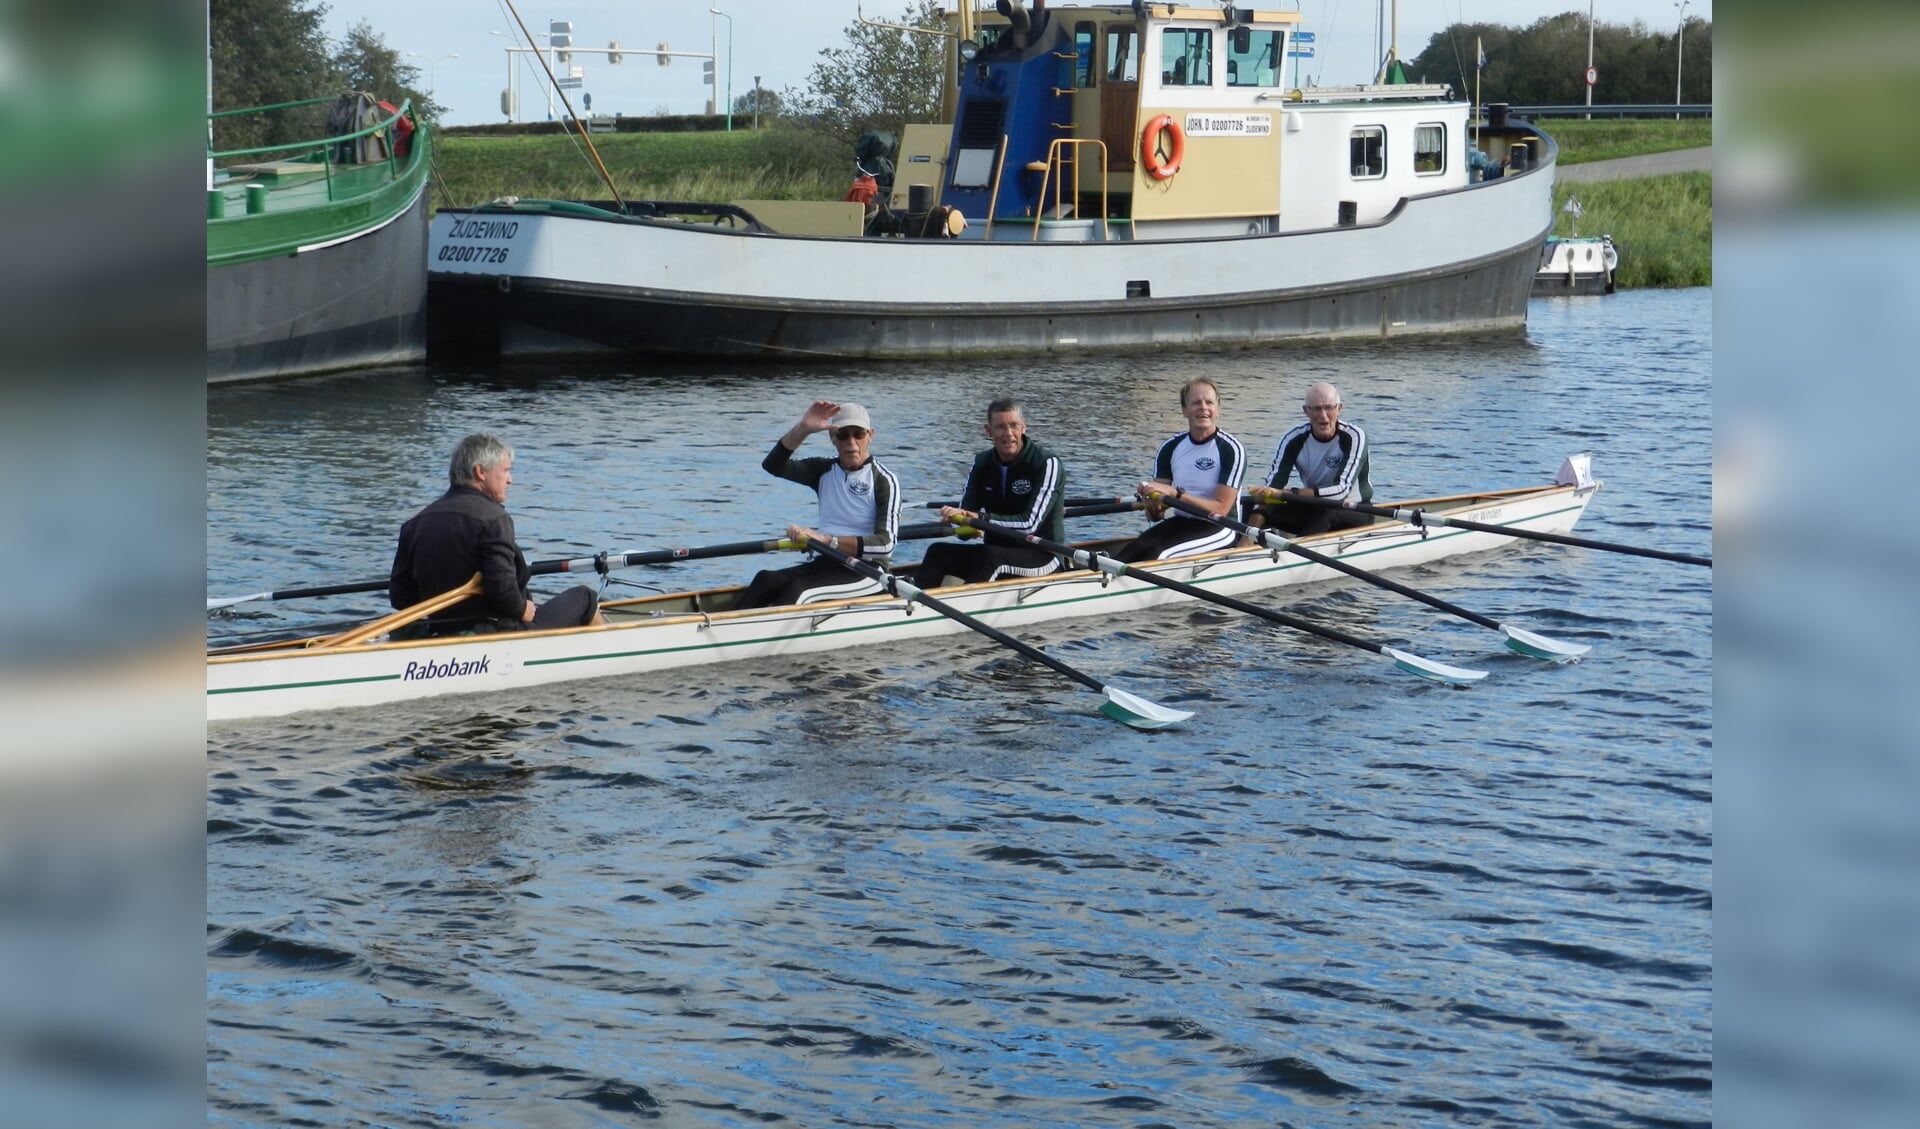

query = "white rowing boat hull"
[{"left": 208, "top": 480, "right": 1596, "bottom": 721}]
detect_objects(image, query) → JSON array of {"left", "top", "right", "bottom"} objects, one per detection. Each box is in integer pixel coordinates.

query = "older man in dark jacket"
[{"left": 390, "top": 433, "right": 601, "bottom": 636}]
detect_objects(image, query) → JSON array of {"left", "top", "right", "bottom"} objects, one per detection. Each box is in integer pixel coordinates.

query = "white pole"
[
  {"left": 490, "top": 31, "right": 514, "bottom": 122},
  {"left": 710, "top": 8, "right": 733, "bottom": 131},
  {"left": 1585, "top": 0, "right": 1595, "bottom": 119},
  {"left": 1674, "top": 0, "right": 1688, "bottom": 121}
]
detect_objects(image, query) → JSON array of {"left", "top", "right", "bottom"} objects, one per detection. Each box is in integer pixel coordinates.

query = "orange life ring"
[{"left": 1140, "top": 114, "right": 1185, "bottom": 180}]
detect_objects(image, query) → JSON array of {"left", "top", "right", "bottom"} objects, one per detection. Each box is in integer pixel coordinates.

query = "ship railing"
[
  {"left": 207, "top": 96, "right": 418, "bottom": 205},
  {"left": 1028, "top": 138, "right": 1113, "bottom": 242}
]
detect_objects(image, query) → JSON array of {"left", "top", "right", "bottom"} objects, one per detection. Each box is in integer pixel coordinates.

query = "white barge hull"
[{"left": 429, "top": 164, "right": 1553, "bottom": 360}]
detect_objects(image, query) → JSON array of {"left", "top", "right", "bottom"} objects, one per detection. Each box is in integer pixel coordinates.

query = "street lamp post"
[
  {"left": 407, "top": 51, "right": 459, "bottom": 97},
  {"left": 709, "top": 8, "right": 733, "bottom": 132},
  {"left": 753, "top": 74, "right": 762, "bottom": 130},
  {"left": 1673, "top": 0, "right": 1688, "bottom": 121}
]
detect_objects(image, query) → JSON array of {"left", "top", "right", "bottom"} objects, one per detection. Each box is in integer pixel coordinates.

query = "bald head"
[{"left": 1303, "top": 383, "right": 1343, "bottom": 439}]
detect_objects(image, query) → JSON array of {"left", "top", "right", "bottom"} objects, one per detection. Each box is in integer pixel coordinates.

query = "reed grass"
[
  {"left": 433, "top": 127, "right": 844, "bottom": 209},
  {"left": 1552, "top": 172, "right": 1712, "bottom": 288}
]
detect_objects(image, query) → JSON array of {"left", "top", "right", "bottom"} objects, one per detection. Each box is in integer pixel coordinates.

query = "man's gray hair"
[{"left": 449, "top": 433, "right": 513, "bottom": 486}]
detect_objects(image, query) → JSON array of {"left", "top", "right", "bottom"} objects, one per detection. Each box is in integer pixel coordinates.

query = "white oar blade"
[
  {"left": 1099, "top": 686, "right": 1193, "bottom": 730},
  {"left": 1383, "top": 647, "right": 1488, "bottom": 686},
  {"left": 207, "top": 593, "right": 270, "bottom": 611},
  {"left": 1500, "top": 624, "right": 1590, "bottom": 661}
]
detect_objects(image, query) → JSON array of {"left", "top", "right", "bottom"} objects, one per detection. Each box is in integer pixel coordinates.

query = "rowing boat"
[{"left": 208, "top": 465, "right": 1599, "bottom": 722}]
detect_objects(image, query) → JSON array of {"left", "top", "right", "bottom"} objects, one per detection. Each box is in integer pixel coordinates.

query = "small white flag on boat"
[
  {"left": 1477, "top": 37, "right": 1486, "bottom": 71},
  {"left": 1563, "top": 196, "right": 1584, "bottom": 217}
]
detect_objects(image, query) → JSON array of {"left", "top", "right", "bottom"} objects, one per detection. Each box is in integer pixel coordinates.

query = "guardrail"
[{"left": 1502, "top": 103, "right": 1712, "bottom": 119}]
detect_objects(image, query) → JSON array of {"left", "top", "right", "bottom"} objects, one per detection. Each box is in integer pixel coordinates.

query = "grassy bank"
[
  {"left": 433, "top": 126, "right": 843, "bottom": 210},
  {"left": 1543, "top": 118, "right": 1711, "bottom": 165},
  {"left": 1552, "top": 172, "right": 1711, "bottom": 288}
]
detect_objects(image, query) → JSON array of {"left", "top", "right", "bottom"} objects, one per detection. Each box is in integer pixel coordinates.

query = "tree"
[
  {"left": 734, "top": 86, "right": 784, "bottom": 122},
  {"left": 787, "top": 0, "right": 946, "bottom": 152},
  {"left": 210, "top": 0, "right": 337, "bottom": 153},
  {"left": 331, "top": 20, "right": 441, "bottom": 121},
  {"left": 1405, "top": 11, "right": 1711, "bottom": 107}
]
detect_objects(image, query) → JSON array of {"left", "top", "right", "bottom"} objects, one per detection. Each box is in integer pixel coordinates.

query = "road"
[{"left": 1557, "top": 146, "right": 1712, "bottom": 183}]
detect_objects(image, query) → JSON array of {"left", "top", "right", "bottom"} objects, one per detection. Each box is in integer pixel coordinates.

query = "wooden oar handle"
[{"left": 317, "top": 573, "right": 484, "bottom": 649}]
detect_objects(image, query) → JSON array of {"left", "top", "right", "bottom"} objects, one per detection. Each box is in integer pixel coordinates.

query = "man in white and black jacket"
[
  {"left": 1247, "top": 383, "right": 1374, "bottom": 536},
  {"left": 737, "top": 400, "right": 903, "bottom": 609}
]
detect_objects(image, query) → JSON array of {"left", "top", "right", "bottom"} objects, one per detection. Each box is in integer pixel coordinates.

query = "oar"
[
  {"left": 208, "top": 522, "right": 959, "bottom": 611},
  {"left": 803, "top": 536, "right": 1192, "bottom": 730},
  {"left": 959, "top": 520, "right": 1486, "bottom": 685},
  {"left": 317, "top": 574, "right": 483, "bottom": 649},
  {"left": 922, "top": 496, "right": 1133, "bottom": 510},
  {"left": 1260, "top": 488, "right": 1712, "bottom": 567},
  {"left": 1156, "top": 492, "right": 1589, "bottom": 661}
]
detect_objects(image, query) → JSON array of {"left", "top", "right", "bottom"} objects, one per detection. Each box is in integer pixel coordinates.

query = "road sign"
[
  {"left": 1585, "top": 65, "right": 1598, "bottom": 87},
  {"left": 555, "top": 77, "right": 583, "bottom": 89},
  {"left": 1293, "top": 32, "right": 1315, "bottom": 43},
  {"left": 569, "top": 65, "right": 585, "bottom": 78},
  {"left": 1287, "top": 47, "right": 1314, "bottom": 58}
]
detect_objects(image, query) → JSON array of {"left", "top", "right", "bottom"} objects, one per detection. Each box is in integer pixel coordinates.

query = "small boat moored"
[
  {"left": 1532, "top": 196, "right": 1618, "bottom": 296},
  {"left": 208, "top": 461, "right": 1601, "bottom": 723},
  {"left": 208, "top": 92, "right": 431, "bottom": 383}
]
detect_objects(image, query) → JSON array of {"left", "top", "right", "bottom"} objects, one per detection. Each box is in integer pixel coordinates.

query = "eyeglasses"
[
  {"left": 832, "top": 427, "right": 869, "bottom": 441},
  {"left": 1305, "top": 403, "right": 1341, "bottom": 413}
]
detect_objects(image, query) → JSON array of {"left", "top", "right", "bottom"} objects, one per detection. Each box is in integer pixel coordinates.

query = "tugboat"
[{"left": 428, "top": 2, "right": 1557, "bottom": 361}]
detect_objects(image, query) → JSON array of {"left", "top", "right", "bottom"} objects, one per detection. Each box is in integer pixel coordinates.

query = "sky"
[{"left": 317, "top": 1, "right": 1714, "bottom": 127}]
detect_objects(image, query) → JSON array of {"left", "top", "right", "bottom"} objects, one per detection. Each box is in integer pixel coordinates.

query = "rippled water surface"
[{"left": 208, "top": 289, "right": 1712, "bottom": 1127}]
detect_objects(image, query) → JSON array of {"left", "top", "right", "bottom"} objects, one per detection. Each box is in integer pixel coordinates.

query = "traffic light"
[
  {"left": 702, "top": 59, "right": 714, "bottom": 86},
  {"left": 608, "top": 39, "right": 622, "bottom": 65},
  {"left": 657, "top": 42, "right": 670, "bottom": 67},
  {"left": 550, "top": 20, "right": 572, "bottom": 66}
]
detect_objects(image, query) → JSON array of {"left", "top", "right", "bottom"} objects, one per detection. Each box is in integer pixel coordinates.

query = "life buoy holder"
[{"left": 1140, "top": 114, "right": 1185, "bottom": 180}]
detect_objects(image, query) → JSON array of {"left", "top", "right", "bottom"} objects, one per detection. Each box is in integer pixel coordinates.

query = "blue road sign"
[
  {"left": 1287, "top": 47, "right": 1314, "bottom": 58},
  {"left": 1293, "top": 32, "right": 1315, "bottom": 43}
]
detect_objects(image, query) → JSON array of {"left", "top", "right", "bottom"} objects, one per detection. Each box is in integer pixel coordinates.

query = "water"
[{"left": 208, "top": 289, "right": 1712, "bottom": 1127}]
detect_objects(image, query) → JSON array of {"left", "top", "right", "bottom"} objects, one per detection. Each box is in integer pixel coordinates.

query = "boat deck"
[{"left": 210, "top": 156, "right": 410, "bottom": 217}]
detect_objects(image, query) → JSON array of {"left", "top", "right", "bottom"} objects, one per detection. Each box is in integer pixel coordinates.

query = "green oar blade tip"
[
  {"left": 1383, "top": 647, "right": 1488, "bottom": 686},
  {"left": 1500, "top": 624, "right": 1590, "bottom": 661},
  {"left": 1099, "top": 686, "right": 1194, "bottom": 730}
]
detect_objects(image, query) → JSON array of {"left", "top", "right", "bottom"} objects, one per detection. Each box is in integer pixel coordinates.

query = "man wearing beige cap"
[{"left": 736, "top": 400, "right": 903, "bottom": 609}]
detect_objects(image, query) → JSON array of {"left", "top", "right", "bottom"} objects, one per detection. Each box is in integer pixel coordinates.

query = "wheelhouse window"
[
  {"left": 1227, "top": 29, "right": 1282, "bottom": 87},
  {"left": 1160, "top": 27, "right": 1212, "bottom": 86},
  {"left": 1350, "top": 126, "right": 1385, "bottom": 178},
  {"left": 1105, "top": 26, "right": 1138, "bottom": 82},
  {"left": 1414, "top": 123, "right": 1446, "bottom": 174},
  {"left": 1074, "top": 22, "right": 1096, "bottom": 87}
]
